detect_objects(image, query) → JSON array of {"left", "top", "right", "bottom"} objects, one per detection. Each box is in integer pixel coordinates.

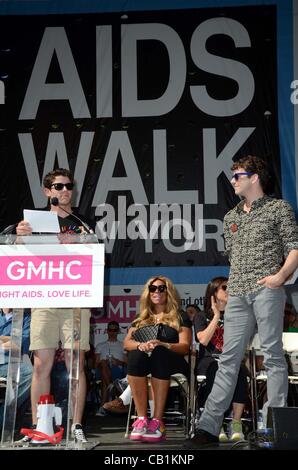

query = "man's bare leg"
[{"left": 31, "top": 349, "right": 56, "bottom": 424}]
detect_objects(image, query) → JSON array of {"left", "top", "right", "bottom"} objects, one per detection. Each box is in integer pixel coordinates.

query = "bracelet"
[{"left": 136, "top": 342, "right": 141, "bottom": 351}]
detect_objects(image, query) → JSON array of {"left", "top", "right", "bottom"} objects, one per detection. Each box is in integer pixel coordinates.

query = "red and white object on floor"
[{"left": 21, "top": 394, "right": 64, "bottom": 445}]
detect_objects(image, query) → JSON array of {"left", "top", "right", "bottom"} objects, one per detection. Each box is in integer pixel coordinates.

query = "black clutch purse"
[{"left": 132, "top": 324, "right": 161, "bottom": 343}]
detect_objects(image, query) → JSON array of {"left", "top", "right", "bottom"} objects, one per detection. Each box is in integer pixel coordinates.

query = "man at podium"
[{"left": 16, "top": 168, "right": 93, "bottom": 445}]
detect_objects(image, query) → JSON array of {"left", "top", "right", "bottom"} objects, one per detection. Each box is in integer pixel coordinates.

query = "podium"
[{"left": 0, "top": 233, "right": 104, "bottom": 449}]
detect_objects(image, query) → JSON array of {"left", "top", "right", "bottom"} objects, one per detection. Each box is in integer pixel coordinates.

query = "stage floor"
[
  {"left": 2, "top": 409, "right": 249, "bottom": 452},
  {"left": 82, "top": 413, "right": 240, "bottom": 451}
]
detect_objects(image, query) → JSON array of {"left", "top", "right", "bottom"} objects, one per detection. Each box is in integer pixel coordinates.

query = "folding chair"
[{"left": 189, "top": 375, "right": 206, "bottom": 436}]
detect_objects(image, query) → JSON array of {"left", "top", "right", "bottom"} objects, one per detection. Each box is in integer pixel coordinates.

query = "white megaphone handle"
[{"left": 54, "top": 407, "right": 62, "bottom": 425}]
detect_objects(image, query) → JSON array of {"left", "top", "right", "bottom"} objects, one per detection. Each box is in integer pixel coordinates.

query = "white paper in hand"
[{"left": 23, "top": 209, "right": 60, "bottom": 233}]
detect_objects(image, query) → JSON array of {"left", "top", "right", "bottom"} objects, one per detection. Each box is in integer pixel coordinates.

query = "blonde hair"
[{"left": 133, "top": 275, "right": 182, "bottom": 331}]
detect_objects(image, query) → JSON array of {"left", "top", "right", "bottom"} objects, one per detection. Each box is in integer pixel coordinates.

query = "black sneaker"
[
  {"left": 71, "top": 423, "right": 88, "bottom": 444},
  {"left": 184, "top": 429, "right": 219, "bottom": 449},
  {"left": 95, "top": 406, "right": 109, "bottom": 417}
]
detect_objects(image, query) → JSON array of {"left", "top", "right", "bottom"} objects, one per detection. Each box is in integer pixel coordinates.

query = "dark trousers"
[{"left": 197, "top": 357, "right": 249, "bottom": 409}]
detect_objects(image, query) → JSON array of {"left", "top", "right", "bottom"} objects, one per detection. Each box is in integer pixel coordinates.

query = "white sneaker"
[
  {"left": 14, "top": 434, "right": 32, "bottom": 446},
  {"left": 230, "top": 420, "right": 244, "bottom": 441},
  {"left": 71, "top": 423, "right": 88, "bottom": 444},
  {"left": 219, "top": 427, "right": 229, "bottom": 442},
  {"left": 14, "top": 426, "right": 36, "bottom": 446}
]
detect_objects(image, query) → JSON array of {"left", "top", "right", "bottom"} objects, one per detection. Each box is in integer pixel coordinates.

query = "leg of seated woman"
[
  {"left": 232, "top": 402, "right": 245, "bottom": 421},
  {"left": 229, "top": 365, "right": 248, "bottom": 440},
  {"left": 231, "top": 364, "right": 248, "bottom": 417},
  {"left": 150, "top": 377, "right": 170, "bottom": 420},
  {"left": 128, "top": 375, "right": 148, "bottom": 417},
  {"left": 149, "top": 346, "right": 188, "bottom": 419},
  {"left": 203, "top": 360, "right": 218, "bottom": 405}
]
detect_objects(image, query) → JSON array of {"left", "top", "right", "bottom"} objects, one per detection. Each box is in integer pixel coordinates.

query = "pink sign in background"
[{"left": 90, "top": 295, "right": 140, "bottom": 323}]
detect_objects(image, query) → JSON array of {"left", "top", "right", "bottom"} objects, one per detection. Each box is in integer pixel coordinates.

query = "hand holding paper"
[{"left": 23, "top": 209, "right": 60, "bottom": 233}]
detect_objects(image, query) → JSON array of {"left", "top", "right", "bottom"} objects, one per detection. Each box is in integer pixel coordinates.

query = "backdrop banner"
[{"left": 0, "top": 1, "right": 296, "bottom": 328}]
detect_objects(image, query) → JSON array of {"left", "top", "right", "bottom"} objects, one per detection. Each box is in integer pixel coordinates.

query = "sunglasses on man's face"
[
  {"left": 149, "top": 284, "right": 167, "bottom": 293},
  {"left": 231, "top": 172, "right": 254, "bottom": 181},
  {"left": 108, "top": 328, "right": 119, "bottom": 332},
  {"left": 50, "top": 183, "right": 74, "bottom": 191}
]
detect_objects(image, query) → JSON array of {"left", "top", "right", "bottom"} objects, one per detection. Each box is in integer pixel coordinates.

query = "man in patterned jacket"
[{"left": 186, "top": 155, "right": 298, "bottom": 448}]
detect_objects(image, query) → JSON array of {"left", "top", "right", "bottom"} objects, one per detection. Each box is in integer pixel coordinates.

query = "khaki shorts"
[{"left": 30, "top": 308, "right": 91, "bottom": 351}]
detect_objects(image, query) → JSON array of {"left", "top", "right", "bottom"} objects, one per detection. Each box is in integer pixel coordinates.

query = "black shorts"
[{"left": 127, "top": 345, "right": 189, "bottom": 380}]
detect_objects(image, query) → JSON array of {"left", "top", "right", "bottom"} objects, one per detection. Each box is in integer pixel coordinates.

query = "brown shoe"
[{"left": 103, "top": 397, "right": 129, "bottom": 414}]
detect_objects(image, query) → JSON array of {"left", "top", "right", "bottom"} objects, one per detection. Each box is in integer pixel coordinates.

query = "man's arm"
[
  {"left": 223, "top": 212, "right": 234, "bottom": 261},
  {"left": 257, "top": 249, "right": 298, "bottom": 288},
  {"left": 258, "top": 200, "right": 298, "bottom": 289}
]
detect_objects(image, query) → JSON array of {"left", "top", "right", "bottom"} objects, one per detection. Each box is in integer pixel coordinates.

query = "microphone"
[
  {"left": 50, "top": 197, "right": 93, "bottom": 234},
  {"left": 0, "top": 224, "right": 17, "bottom": 235}
]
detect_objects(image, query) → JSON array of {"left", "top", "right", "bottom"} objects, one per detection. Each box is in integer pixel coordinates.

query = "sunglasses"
[
  {"left": 149, "top": 284, "right": 167, "bottom": 293},
  {"left": 231, "top": 172, "right": 254, "bottom": 181},
  {"left": 50, "top": 183, "right": 74, "bottom": 191},
  {"left": 107, "top": 328, "right": 119, "bottom": 332},
  {"left": 219, "top": 285, "right": 227, "bottom": 291}
]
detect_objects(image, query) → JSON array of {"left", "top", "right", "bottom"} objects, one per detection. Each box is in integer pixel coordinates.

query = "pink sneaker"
[
  {"left": 142, "top": 418, "right": 166, "bottom": 442},
  {"left": 129, "top": 417, "right": 149, "bottom": 441}
]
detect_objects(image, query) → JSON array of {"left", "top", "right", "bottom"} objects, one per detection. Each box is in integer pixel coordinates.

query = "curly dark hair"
[
  {"left": 43, "top": 168, "right": 74, "bottom": 188},
  {"left": 231, "top": 155, "right": 270, "bottom": 192}
]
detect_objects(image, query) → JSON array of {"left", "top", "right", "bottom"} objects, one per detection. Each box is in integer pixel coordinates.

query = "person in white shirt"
[{"left": 95, "top": 321, "right": 127, "bottom": 404}]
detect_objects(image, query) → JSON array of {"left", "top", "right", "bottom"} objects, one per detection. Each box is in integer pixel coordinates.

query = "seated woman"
[
  {"left": 194, "top": 276, "right": 249, "bottom": 442},
  {"left": 123, "top": 276, "right": 192, "bottom": 442}
]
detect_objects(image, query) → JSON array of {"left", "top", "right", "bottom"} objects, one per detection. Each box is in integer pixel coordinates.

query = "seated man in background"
[
  {"left": 95, "top": 321, "right": 127, "bottom": 405},
  {"left": 0, "top": 309, "right": 32, "bottom": 427},
  {"left": 96, "top": 376, "right": 130, "bottom": 416}
]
